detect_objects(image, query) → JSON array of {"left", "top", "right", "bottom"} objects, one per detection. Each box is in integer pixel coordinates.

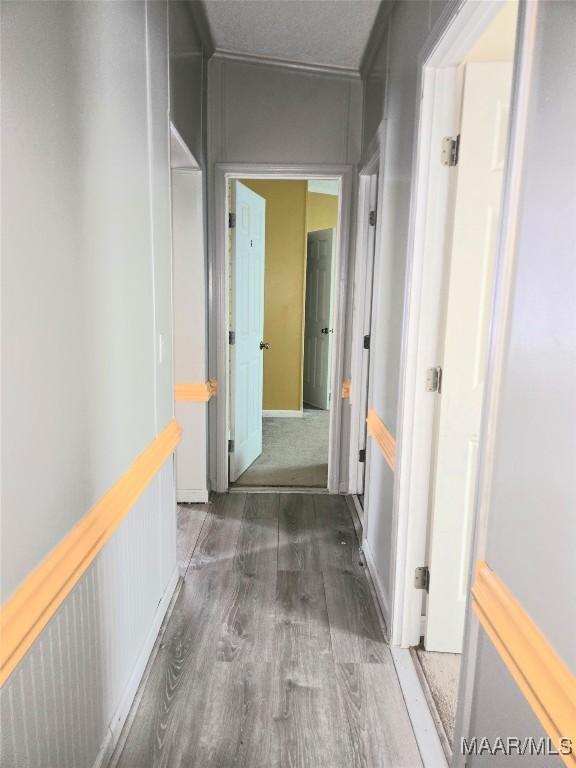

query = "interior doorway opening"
[
  {"left": 349, "top": 163, "right": 379, "bottom": 521},
  {"left": 390, "top": 0, "right": 520, "bottom": 758},
  {"left": 228, "top": 177, "right": 341, "bottom": 489}
]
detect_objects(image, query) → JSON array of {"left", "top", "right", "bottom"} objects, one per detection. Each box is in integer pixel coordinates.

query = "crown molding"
[
  {"left": 186, "top": 0, "right": 214, "bottom": 56},
  {"left": 210, "top": 48, "right": 362, "bottom": 80}
]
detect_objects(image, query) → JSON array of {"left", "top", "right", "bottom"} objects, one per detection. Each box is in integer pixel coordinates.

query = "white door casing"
[
  {"left": 210, "top": 164, "right": 353, "bottom": 495},
  {"left": 358, "top": 174, "right": 379, "bottom": 498},
  {"left": 425, "top": 63, "right": 513, "bottom": 652},
  {"left": 229, "top": 181, "right": 266, "bottom": 481},
  {"left": 303, "top": 229, "right": 334, "bottom": 410}
]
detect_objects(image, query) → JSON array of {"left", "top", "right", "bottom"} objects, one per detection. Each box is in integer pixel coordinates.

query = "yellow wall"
[
  {"left": 307, "top": 192, "right": 339, "bottom": 232},
  {"left": 237, "top": 183, "right": 340, "bottom": 412},
  {"left": 242, "top": 180, "right": 307, "bottom": 411},
  {"left": 465, "top": 1, "right": 518, "bottom": 63}
]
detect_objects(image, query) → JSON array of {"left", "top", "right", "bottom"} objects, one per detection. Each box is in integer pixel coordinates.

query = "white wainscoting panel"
[
  {"left": 0, "top": 457, "right": 178, "bottom": 768},
  {"left": 363, "top": 447, "right": 394, "bottom": 629}
]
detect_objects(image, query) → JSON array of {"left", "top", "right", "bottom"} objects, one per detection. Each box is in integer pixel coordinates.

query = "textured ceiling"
[{"left": 202, "top": 0, "right": 383, "bottom": 71}]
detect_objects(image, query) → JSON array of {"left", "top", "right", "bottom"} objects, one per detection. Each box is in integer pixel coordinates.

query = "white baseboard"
[
  {"left": 93, "top": 568, "right": 181, "bottom": 768},
  {"left": 177, "top": 489, "right": 209, "bottom": 503},
  {"left": 350, "top": 494, "right": 364, "bottom": 529},
  {"left": 389, "top": 647, "right": 449, "bottom": 768},
  {"left": 361, "top": 538, "right": 391, "bottom": 628},
  {"left": 262, "top": 409, "right": 303, "bottom": 418},
  {"left": 229, "top": 485, "right": 328, "bottom": 494},
  {"left": 92, "top": 729, "right": 114, "bottom": 768}
]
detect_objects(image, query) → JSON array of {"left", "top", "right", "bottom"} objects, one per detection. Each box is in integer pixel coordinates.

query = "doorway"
[
  {"left": 390, "top": 0, "right": 520, "bottom": 757},
  {"left": 227, "top": 177, "right": 341, "bottom": 489},
  {"left": 349, "top": 163, "right": 379, "bottom": 517}
]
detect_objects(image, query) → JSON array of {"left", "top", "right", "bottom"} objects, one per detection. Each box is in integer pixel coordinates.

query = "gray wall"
[
  {"left": 208, "top": 58, "right": 362, "bottom": 166},
  {"left": 207, "top": 56, "right": 363, "bottom": 490},
  {"left": 362, "top": 0, "right": 448, "bottom": 620},
  {"left": 170, "top": 0, "right": 207, "bottom": 165},
  {"left": 1, "top": 0, "right": 173, "bottom": 600},
  {"left": 1, "top": 1, "right": 205, "bottom": 764},
  {"left": 0, "top": 0, "right": 210, "bottom": 598},
  {"left": 467, "top": 2, "right": 576, "bottom": 762}
]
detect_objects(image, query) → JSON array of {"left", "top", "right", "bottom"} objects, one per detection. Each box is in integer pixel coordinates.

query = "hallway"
[
  {"left": 112, "top": 494, "right": 422, "bottom": 767},
  {"left": 3, "top": 2, "right": 574, "bottom": 765}
]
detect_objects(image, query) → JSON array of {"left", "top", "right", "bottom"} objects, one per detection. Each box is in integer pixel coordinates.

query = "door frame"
[
  {"left": 384, "top": 0, "right": 537, "bottom": 757},
  {"left": 348, "top": 149, "right": 380, "bottom": 497},
  {"left": 208, "top": 163, "right": 354, "bottom": 493}
]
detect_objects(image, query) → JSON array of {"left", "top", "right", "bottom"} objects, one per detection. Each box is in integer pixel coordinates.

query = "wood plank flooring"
[{"left": 112, "top": 494, "right": 423, "bottom": 768}]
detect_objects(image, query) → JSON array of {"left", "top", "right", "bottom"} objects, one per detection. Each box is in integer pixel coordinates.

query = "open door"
[
  {"left": 303, "top": 229, "right": 334, "bottom": 410},
  {"left": 425, "top": 63, "right": 513, "bottom": 652},
  {"left": 229, "top": 181, "right": 266, "bottom": 482}
]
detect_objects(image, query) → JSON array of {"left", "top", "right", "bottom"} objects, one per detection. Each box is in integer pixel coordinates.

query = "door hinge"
[
  {"left": 425, "top": 366, "right": 442, "bottom": 393},
  {"left": 229, "top": 330, "right": 235, "bottom": 345},
  {"left": 363, "top": 334, "right": 371, "bottom": 350},
  {"left": 441, "top": 134, "right": 460, "bottom": 166},
  {"left": 228, "top": 439, "right": 235, "bottom": 453},
  {"left": 228, "top": 212, "right": 236, "bottom": 228},
  {"left": 369, "top": 210, "right": 376, "bottom": 227},
  {"left": 414, "top": 566, "right": 430, "bottom": 592},
  {"left": 359, "top": 448, "right": 366, "bottom": 463}
]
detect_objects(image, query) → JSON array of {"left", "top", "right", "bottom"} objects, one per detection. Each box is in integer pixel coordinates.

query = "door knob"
[
  {"left": 260, "top": 341, "right": 270, "bottom": 350},
  {"left": 321, "top": 328, "right": 333, "bottom": 334}
]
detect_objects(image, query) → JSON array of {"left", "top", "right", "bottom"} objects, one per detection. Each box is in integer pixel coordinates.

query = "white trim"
[
  {"left": 360, "top": 119, "right": 389, "bottom": 546},
  {"left": 144, "top": 8, "right": 159, "bottom": 434},
  {"left": 385, "top": 0, "right": 533, "bottom": 762},
  {"left": 389, "top": 647, "right": 449, "bottom": 768},
  {"left": 176, "top": 489, "right": 210, "bottom": 503},
  {"left": 229, "top": 486, "right": 329, "bottom": 495},
  {"left": 209, "top": 163, "right": 354, "bottom": 494},
  {"left": 94, "top": 568, "right": 181, "bottom": 768},
  {"left": 262, "top": 409, "right": 304, "bottom": 418},
  {"left": 170, "top": 122, "right": 201, "bottom": 170},
  {"left": 361, "top": 537, "right": 391, "bottom": 629},
  {"left": 348, "top": 151, "right": 379, "bottom": 495},
  {"left": 391, "top": 63, "right": 463, "bottom": 650},
  {"left": 210, "top": 48, "right": 361, "bottom": 80}
]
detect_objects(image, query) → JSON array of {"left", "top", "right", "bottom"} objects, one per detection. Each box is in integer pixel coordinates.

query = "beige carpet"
[
  {"left": 235, "top": 408, "right": 329, "bottom": 487},
  {"left": 415, "top": 649, "right": 461, "bottom": 748}
]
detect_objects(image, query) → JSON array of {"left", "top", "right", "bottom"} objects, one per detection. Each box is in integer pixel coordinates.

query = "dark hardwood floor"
[{"left": 111, "top": 493, "right": 423, "bottom": 768}]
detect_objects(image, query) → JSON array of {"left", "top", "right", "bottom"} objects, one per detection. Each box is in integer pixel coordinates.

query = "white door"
[
  {"left": 229, "top": 181, "right": 266, "bottom": 482},
  {"left": 303, "top": 229, "right": 334, "bottom": 410},
  {"left": 425, "top": 63, "right": 513, "bottom": 652}
]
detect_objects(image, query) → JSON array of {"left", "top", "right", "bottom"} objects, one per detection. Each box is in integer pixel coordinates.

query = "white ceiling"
[{"left": 201, "top": 0, "right": 383, "bottom": 71}]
